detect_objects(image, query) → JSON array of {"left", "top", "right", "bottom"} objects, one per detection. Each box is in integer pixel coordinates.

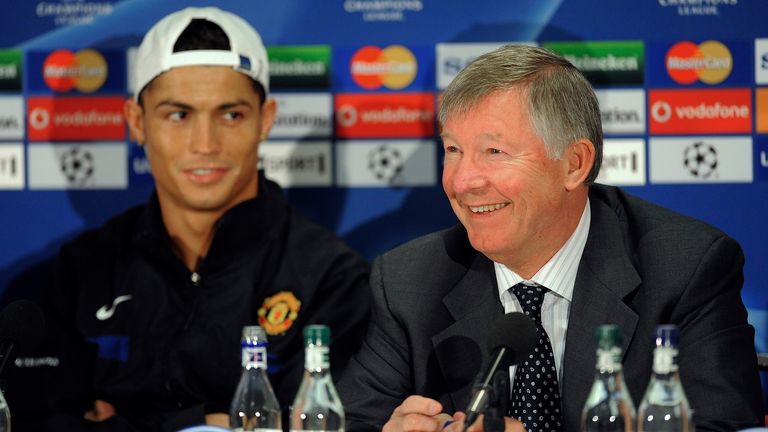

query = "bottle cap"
[
  {"left": 654, "top": 324, "right": 679, "bottom": 347},
  {"left": 242, "top": 325, "right": 267, "bottom": 342},
  {"left": 303, "top": 324, "right": 331, "bottom": 346},
  {"left": 595, "top": 324, "right": 622, "bottom": 350}
]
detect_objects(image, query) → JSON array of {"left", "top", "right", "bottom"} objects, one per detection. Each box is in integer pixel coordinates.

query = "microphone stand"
[{"left": 482, "top": 371, "right": 509, "bottom": 432}]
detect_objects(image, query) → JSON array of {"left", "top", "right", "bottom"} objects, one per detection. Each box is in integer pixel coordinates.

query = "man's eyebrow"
[
  {"left": 152, "top": 99, "right": 255, "bottom": 111},
  {"left": 218, "top": 99, "right": 254, "bottom": 110},
  {"left": 153, "top": 99, "right": 193, "bottom": 111},
  {"left": 439, "top": 131, "right": 504, "bottom": 141}
]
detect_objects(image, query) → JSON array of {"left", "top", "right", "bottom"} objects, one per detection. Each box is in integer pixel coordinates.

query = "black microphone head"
[
  {"left": 487, "top": 312, "right": 538, "bottom": 364},
  {"left": 0, "top": 299, "right": 45, "bottom": 351}
]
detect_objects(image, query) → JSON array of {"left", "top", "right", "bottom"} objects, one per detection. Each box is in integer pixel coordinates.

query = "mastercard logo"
[
  {"left": 42, "top": 49, "right": 108, "bottom": 93},
  {"left": 350, "top": 45, "right": 417, "bottom": 90},
  {"left": 665, "top": 40, "right": 732, "bottom": 85}
]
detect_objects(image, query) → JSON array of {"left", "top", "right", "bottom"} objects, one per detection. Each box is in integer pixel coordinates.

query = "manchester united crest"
[{"left": 258, "top": 291, "right": 301, "bottom": 335}]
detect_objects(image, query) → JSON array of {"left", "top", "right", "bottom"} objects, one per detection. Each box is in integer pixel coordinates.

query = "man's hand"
[
  {"left": 83, "top": 399, "right": 116, "bottom": 422},
  {"left": 205, "top": 413, "right": 229, "bottom": 427},
  {"left": 383, "top": 395, "right": 455, "bottom": 432},
  {"left": 445, "top": 412, "right": 526, "bottom": 432}
]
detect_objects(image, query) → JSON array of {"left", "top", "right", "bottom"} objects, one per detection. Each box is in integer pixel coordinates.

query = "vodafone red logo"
[
  {"left": 648, "top": 89, "right": 751, "bottom": 134},
  {"left": 335, "top": 93, "right": 435, "bottom": 138},
  {"left": 337, "top": 104, "right": 358, "bottom": 128},
  {"left": 350, "top": 45, "right": 417, "bottom": 90},
  {"left": 27, "top": 96, "right": 126, "bottom": 141},
  {"left": 29, "top": 107, "right": 51, "bottom": 130},
  {"left": 650, "top": 101, "right": 672, "bottom": 123},
  {"left": 43, "top": 49, "right": 108, "bottom": 93}
]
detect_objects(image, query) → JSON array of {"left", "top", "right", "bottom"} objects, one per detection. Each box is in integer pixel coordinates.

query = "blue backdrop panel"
[{"left": 0, "top": 0, "right": 766, "bottom": 386}]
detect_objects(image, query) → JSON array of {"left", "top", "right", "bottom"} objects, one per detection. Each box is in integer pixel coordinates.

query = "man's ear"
[
  {"left": 258, "top": 98, "right": 277, "bottom": 142},
  {"left": 563, "top": 138, "right": 596, "bottom": 191},
  {"left": 124, "top": 98, "right": 145, "bottom": 145}
]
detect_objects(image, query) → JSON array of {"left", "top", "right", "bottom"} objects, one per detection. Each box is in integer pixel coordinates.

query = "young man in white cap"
[{"left": 15, "top": 7, "right": 370, "bottom": 431}]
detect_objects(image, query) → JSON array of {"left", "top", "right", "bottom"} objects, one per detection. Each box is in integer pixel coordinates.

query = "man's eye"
[
  {"left": 489, "top": 148, "right": 503, "bottom": 154},
  {"left": 223, "top": 111, "right": 242, "bottom": 121},
  {"left": 169, "top": 112, "right": 187, "bottom": 121},
  {"left": 445, "top": 145, "right": 459, "bottom": 153}
]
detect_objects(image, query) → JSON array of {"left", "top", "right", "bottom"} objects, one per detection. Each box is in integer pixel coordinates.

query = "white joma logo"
[{"left": 95, "top": 295, "right": 133, "bottom": 321}]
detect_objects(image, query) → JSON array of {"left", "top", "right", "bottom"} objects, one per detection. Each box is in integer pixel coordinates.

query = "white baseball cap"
[{"left": 132, "top": 6, "right": 269, "bottom": 101}]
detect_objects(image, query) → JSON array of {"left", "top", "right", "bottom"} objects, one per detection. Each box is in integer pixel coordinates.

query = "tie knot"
[{"left": 510, "top": 283, "right": 547, "bottom": 321}]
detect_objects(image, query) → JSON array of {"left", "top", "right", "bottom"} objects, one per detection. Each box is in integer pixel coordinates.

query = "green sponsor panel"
[
  {"left": 0, "top": 50, "right": 22, "bottom": 91},
  {"left": 542, "top": 41, "right": 644, "bottom": 85},
  {"left": 268, "top": 45, "right": 331, "bottom": 88}
]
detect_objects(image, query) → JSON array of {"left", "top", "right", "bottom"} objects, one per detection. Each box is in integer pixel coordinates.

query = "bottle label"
[
  {"left": 305, "top": 345, "right": 330, "bottom": 371},
  {"left": 596, "top": 346, "right": 622, "bottom": 371},
  {"left": 652, "top": 345, "right": 679, "bottom": 374},
  {"left": 242, "top": 344, "right": 268, "bottom": 369}
]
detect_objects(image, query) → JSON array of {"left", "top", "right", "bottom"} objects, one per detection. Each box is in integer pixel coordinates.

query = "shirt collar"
[{"left": 494, "top": 198, "right": 591, "bottom": 301}]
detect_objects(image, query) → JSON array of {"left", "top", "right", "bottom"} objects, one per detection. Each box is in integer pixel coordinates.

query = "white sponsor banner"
[
  {"left": 596, "top": 139, "right": 646, "bottom": 186},
  {"left": 28, "top": 142, "right": 128, "bottom": 189},
  {"left": 649, "top": 136, "right": 752, "bottom": 184},
  {"left": 271, "top": 93, "right": 332, "bottom": 138},
  {"left": 336, "top": 139, "right": 436, "bottom": 187},
  {"left": 596, "top": 89, "right": 645, "bottom": 135},
  {"left": 259, "top": 140, "right": 332, "bottom": 187},
  {"left": 0, "top": 96, "right": 24, "bottom": 140},
  {"left": 436, "top": 42, "right": 536, "bottom": 90},
  {"left": 755, "top": 39, "right": 768, "bottom": 85},
  {"left": 0, "top": 143, "right": 24, "bottom": 189}
]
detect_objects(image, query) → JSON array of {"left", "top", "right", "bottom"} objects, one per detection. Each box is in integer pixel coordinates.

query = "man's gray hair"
[{"left": 439, "top": 44, "right": 603, "bottom": 184}]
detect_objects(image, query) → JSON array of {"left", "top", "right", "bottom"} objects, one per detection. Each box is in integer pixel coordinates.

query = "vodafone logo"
[
  {"left": 27, "top": 96, "right": 126, "bottom": 141},
  {"left": 337, "top": 104, "right": 358, "bottom": 128},
  {"left": 651, "top": 99, "right": 748, "bottom": 124},
  {"left": 43, "top": 49, "right": 108, "bottom": 93},
  {"left": 666, "top": 40, "right": 732, "bottom": 85},
  {"left": 335, "top": 93, "right": 435, "bottom": 138},
  {"left": 29, "top": 107, "right": 50, "bottom": 130},
  {"left": 648, "top": 89, "right": 751, "bottom": 134},
  {"left": 350, "top": 45, "right": 417, "bottom": 90},
  {"left": 651, "top": 101, "right": 672, "bottom": 123}
]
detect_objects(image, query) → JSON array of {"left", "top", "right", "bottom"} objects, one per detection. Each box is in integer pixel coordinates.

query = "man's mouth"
[{"left": 469, "top": 203, "right": 508, "bottom": 214}]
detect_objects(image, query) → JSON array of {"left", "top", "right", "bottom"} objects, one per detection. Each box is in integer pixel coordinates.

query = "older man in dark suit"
[{"left": 337, "top": 44, "right": 762, "bottom": 432}]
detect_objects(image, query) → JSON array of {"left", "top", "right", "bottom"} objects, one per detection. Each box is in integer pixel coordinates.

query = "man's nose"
[
  {"left": 450, "top": 156, "right": 488, "bottom": 194},
  {"left": 190, "top": 118, "right": 220, "bottom": 155}
]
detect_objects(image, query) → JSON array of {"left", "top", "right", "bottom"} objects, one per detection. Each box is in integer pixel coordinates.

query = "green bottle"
[
  {"left": 581, "top": 325, "right": 636, "bottom": 432},
  {"left": 290, "top": 325, "right": 345, "bottom": 432}
]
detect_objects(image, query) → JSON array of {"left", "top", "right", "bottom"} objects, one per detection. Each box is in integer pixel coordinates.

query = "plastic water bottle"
[
  {"left": 0, "top": 387, "right": 9, "bottom": 432},
  {"left": 229, "top": 326, "right": 281, "bottom": 432},
  {"left": 581, "top": 324, "right": 636, "bottom": 431},
  {"left": 290, "top": 325, "right": 344, "bottom": 432},
  {"left": 637, "top": 325, "right": 693, "bottom": 432}
]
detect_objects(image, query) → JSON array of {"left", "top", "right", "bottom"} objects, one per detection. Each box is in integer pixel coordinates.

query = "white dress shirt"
[{"left": 493, "top": 198, "right": 591, "bottom": 394}]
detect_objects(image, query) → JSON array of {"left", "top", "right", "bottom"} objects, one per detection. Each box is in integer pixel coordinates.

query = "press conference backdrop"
[{"left": 0, "top": 1, "right": 767, "bottom": 350}]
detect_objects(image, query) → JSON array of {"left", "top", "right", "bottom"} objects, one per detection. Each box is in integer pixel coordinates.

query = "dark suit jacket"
[{"left": 338, "top": 184, "right": 763, "bottom": 432}]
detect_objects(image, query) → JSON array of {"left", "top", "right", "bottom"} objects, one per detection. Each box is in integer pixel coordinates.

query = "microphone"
[
  {"left": 0, "top": 299, "right": 45, "bottom": 376},
  {"left": 462, "top": 312, "right": 537, "bottom": 431}
]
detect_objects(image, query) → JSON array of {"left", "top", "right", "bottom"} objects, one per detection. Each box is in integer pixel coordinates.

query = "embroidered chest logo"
[
  {"left": 95, "top": 295, "right": 133, "bottom": 321},
  {"left": 257, "top": 291, "right": 301, "bottom": 336}
]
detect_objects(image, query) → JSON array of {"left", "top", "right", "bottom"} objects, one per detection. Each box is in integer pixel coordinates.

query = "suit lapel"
[
  {"left": 561, "top": 195, "right": 641, "bottom": 431},
  {"left": 432, "top": 252, "right": 504, "bottom": 412}
]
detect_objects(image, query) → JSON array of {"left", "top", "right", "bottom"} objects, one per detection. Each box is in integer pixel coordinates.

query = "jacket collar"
[{"left": 132, "top": 171, "right": 288, "bottom": 270}]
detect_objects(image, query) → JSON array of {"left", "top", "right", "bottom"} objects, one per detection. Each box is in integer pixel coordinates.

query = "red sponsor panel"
[
  {"left": 335, "top": 92, "right": 435, "bottom": 138},
  {"left": 27, "top": 96, "right": 126, "bottom": 141},
  {"left": 648, "top": 89, "right": 751, "bottom": 134}
]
